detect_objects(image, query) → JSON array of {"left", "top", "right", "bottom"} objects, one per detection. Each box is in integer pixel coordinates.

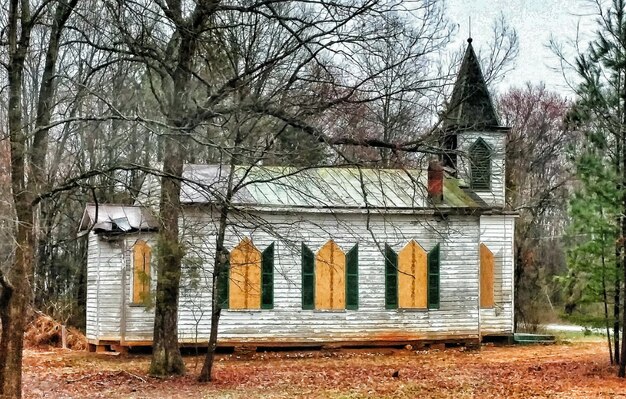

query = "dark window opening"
[{"left": 469, "top": 138, "right": 491, "bottom": 190}]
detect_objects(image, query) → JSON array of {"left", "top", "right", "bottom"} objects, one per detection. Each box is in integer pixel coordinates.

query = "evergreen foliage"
[{"left": 562, "top": 0, "right": 626, "bottom": 373}]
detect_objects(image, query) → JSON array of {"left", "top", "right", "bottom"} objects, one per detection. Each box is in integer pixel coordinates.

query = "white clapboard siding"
[
  {"left": 90, "top": 235, "right": 125, "bottom": 341},
  {"left": 457, "top": 131, "right": 506, "bottom": 207},
  {"left": 479, "top": 215, "right": 515, "bottom": 334},
  {"left": 85, "top": 232, "right": 99, "bottom": 340},
  {"left": 85, "top": 207, "right": 518, "bottom": 344}
]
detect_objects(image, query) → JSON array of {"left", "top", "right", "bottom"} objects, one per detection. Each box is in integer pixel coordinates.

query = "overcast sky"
[{"left": 445, "top": 0, "right": 600, "bottom": 97}]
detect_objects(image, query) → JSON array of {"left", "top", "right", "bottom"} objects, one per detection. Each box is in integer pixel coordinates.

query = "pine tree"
[
  {"left": 564, "top": 0, "right": 626, "bottom": 376},
  {"left": 565, "top": 145, "right": 621, "bottom": 364}
]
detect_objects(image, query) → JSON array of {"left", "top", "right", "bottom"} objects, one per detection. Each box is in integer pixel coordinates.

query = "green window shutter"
[
  {"left": 385, "top": 244, "right": 398, "bottom": 309},
  {"left": 345, "top": 244, "right": 359, "bottom": 310},
  {"left": 428, "top": 244, "right": 440, "bottom": 309},
  {"left": 302, "top": 243, "right": 315, "bottom": 309},
  {"left": 470, "top": 138, "right": 492, "bottom": 190},
  {"left": 216, "top": 252, "right": 230, "bottom": 309},
  {"left": 261, "top": 243, "right": 275, "bottom": 309}
]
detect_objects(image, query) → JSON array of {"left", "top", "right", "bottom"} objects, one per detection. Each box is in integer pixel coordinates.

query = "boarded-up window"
[
  {"left": 230, "top": 238, "right": 262, "bottom": 309},
  {"left": 132, "top": 240, "right": 151, "bottom": 304},
  {"left": 398, "top": 240, "right": 427, "bottom": 308},
  {"left": 217, "top": 240, "right": 274, "bottom": 310},
  {"left": 480, "top": 243, "right": 495, "bottom": 308},
  {"left": 385, "top": 241, "right": 440, "bottom": 310},
  {"left": 469, "top": 138, "right": 491, "bottom": 190},
  {"left": 315, "top": 240, "right": 346, "bottom": 310},
  {"left": 301, "top": 241, "right": 358, "bottom": 310}
]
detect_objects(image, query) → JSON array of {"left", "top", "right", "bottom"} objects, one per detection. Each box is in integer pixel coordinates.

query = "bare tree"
[
  {"left": 0, "top": 0, "right": 524, "bottom": 391},
  {"left": 497, "top": 84, "right": 572, "bottom": 331},
  {"left": 1, "top": 0, "right": 78, "bottom": 396},
  {"left": 95, "top": 0, "right": 466, "bottom": 378},
  {"left": 351, "top": 6, "right": 453, "bottom": 166}
]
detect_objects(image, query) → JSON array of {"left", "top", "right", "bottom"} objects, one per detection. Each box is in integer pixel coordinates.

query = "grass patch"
[{"left": 553, "top": 329, "right": 606, "bottom": 342}]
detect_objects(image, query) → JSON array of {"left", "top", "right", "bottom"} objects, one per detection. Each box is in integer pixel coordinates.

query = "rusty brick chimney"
[{"left": 428, "top": 160, "right": 444, "bottom": 204}]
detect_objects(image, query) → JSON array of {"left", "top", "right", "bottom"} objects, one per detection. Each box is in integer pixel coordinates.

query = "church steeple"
[{"left": 444, "top": 38, "right": 500, "bottom": 129}]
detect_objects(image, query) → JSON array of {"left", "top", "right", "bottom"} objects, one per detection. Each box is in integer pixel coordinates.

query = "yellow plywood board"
[
  {"left": 480, "top": 243, "right": 495, "bottom": 308},
  {"left": 229, "top": 238, "right": 262, "bottom": 309},
  {"left": 398, "top": 240, "right": 427, "bottom": 309},
  {"left": 315, "top": 240, "right": 346, "bottom": 310},
  {"left": 133, "top": 240, "right": 151, "bottom": 304}
]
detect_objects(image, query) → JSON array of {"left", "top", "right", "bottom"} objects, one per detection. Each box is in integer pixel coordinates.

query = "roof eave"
[
  {"left": 180, "top": 201, "right": 502, "bottom": 215},
  {"left": 443, "top": 124, "right": 511, "bottom": 133}
]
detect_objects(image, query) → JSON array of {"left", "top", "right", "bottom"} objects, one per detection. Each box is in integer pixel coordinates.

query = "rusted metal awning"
[{"left": 79, "top": 204, "right": 158, "bottom": 234}]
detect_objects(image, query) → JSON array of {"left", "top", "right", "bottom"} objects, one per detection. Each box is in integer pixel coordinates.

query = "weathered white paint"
[
  {"left": 479, "top": 214, "right": 515, "bottom": 335},
  {"left": 85, "top": 232, "right": 99, "bottom": 340},
  {"left": 87, "top": 234, "right": 125, "bottom": 341},
  {"left": 457, "top": 131, "right": 507, "bottom": 207},
  {"left": 86, "top": 208, "right": 515, "bottom": 345}
]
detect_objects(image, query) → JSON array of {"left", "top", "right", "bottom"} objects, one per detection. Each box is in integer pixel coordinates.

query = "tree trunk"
[
  {"left": 149, "top": 147, "right": 185, "bottom": 376},
  {"left": 0, "top": 1, "right": 77, "bottom": 396},
  {"left": 614, "top": 217, "right": 626, "bottom": 378},
  {"left": 614, "top": 273, "right": 620, "bottom": 365},
  {"left": 620, "top": 261, "right": 626, "bottom": 376},
  {"left": 2, "top": 42, "right": 33, "bottom": 396},
  {"left": 148, "top": 1, "right": 217, "bottom": 375},
  {"left": 0, "top": 212, "right": 34, "bottom": 398},
  {"left": 147, "top": 75, "right": 190, "bottom": 377},
  {"left": 149, "top": 29, "right": 197, "bottom": 377},
  {"left": 198, "top": 124, "right": 242, "bottom": 382},
  {"left": 198, "top": 248, "right": 226, "bottom": 382},
  {"left": 0, "top": 3, "right": 32, "bottom": 395},
  {"left": 615, "top": 137, "right": 621, "bottom": 365},
  {"left": 618, "top": 79, "right": 626, "bottom": 377},
  {"left": 198, "top": 206, "right": 230, "bottom": 382},
  {"left": 601, "top": 241, "right": 613, "bottom": 364},
  {"left": 0, "top": 271, "right": 14, "bottom": 395}
]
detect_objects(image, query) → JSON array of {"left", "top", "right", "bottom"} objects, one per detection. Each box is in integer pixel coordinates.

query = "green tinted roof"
[{"left": 181, "top": 164, "right": 486, "bottom": 211}]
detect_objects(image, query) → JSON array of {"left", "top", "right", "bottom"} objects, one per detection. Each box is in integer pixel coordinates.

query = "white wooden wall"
[
  {"left": 479, "top": 215, "right": 515, "bottom": 334},
  {"left": 87, "top": 209, "right": 515, "bottom": 344},
  {"left": 85, "top": 232, "right": 99, "bottom": 340},
  {"left": 86, "top": 232, "right": 128, "bottom": 341}
]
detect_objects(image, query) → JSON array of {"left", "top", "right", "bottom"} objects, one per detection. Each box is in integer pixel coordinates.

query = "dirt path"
[{"left": 22, "top": 341, "right": 626, "bottom": 398}]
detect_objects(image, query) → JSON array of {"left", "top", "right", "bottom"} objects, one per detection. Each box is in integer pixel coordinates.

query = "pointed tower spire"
[{"left": 444, "top": 38, "right": 500, "bottom": 129}]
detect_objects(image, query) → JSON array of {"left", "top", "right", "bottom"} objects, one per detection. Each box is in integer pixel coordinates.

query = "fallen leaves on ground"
[{"left": 22, "top": 341, "right": 626, "bottom": 398}]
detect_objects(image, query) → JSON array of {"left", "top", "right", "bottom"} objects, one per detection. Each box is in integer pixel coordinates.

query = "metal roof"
[
  {"left": 79, "top": 204, "right": 158, "bottom": 233},
  {"left": 181, "top": 164, "right": 485, "bottom": 210}
]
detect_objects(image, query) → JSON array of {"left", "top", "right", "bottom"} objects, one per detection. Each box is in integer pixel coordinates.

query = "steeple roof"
[{"left": 444, "top": 38, "right": 500, "bottom": 129}]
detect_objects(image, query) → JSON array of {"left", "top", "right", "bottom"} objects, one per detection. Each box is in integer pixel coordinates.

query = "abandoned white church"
[{"left": 79, "top": 39, "right": 515, "bottom": 351}]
